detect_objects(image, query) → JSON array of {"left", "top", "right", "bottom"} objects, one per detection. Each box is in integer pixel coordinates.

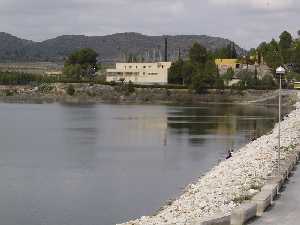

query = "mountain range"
[{"left": 0, "top": 32, "right": 246, "bottom": 63}]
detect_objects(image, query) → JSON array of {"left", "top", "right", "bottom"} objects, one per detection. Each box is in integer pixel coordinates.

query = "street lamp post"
[{"left": 276, "top": 66, "right": 286, "bottom": 176}]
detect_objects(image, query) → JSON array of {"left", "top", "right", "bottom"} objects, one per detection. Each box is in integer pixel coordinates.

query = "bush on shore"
[{"left": 66, "top": 84, "right": 75, "bottom": 96}]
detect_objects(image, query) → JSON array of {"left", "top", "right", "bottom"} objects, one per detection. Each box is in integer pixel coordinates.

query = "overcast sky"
[{"left": 0, "top": 0, "right": 299, "bottom": 49}]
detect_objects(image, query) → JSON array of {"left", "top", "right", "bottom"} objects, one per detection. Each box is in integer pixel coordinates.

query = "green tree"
[
  {"left": 279, "top": 31, "right": 293, "bottom": 63},
  {"left": 188, "top": 44, "right": 219, "bottom": 92},
  {"left": 168, "top": 59, "right": 184, "bottom": 84},
  {"left": 214, "top": 47, "right": 230, "bottom": 59},
  {"left": 287, "top": 71, "right": 300, "bottom": 82},
  {"left": 66, "top": 48, "right": 98, "bottom": 68},
  {"left": 203, "top": 58, "right": 219, "bottom": 87},
  {"left": 181, "top": 61, "right": 196, "bottom": 85},
  {"left": 264, "top": 50, "right": 282, "bottom": 71},
  {"left": 262, "top": 39, "right": 283, "bottom": 70},
  {"left": 191, "top": 71, "right": 208, "bottom": 93},
  {"left": 269, "top": 39, "right": 280, "bottom": 51},
  {"left": 214, "top": 43, "right": 237, "bottom": 59},
  {"left": 279, "top": 31, "right": 293, "bottom": 49},
  {"left": 223, "top": 68, "right": 235, "bottom": 86},
  {"left": 236, "top": 71, "right": 258, "bottom": 89},
  {"left": 191, "top": 59, "right": 218, "bottom": 92},
  {"left": 189, "top": 43, "right": 208, "bottom": 66},
  {"left": 63, "top": 64, "right": 83, "bottom": 80},
  {"left": 257, "top": 42, "right": 269, "bottom": 64},
  {"left": 169, "top": 43, "right": 220, "bottom": 92},
  {"left": 228, "top": 43, "right": 237, "bottom": 58},
  {"left": 293, "top": 41, "right": 300, "bottom": 65},
  {"left": 214, "top": 77, "right": 225, "bottom": 90},
  {"left": 64, "top": 48, "right": 98, "bottom": 79}
]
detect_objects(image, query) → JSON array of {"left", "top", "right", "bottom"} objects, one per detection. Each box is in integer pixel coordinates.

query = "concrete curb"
[
  {"left": 265, "top": 175, "right": 284, "bottom": 190},
  {"left": 193, "top": 214, "right": 230, "bottom": 225},
  {"left": 193, "top": 147, "right": 300, "bottom": 225},
  {"left": 260, "top": 183, "right": 279, "bottom": 203},
  {"left": 230, "top": 203, "right": 257, "bottom": 225},
  {"left": 251, "top": 191, "right": 272, "bottom": 216}
]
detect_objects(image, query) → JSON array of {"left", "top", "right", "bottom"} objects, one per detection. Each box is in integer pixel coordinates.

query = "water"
[{"left": 0, "top": 103, "right": 284, "bottom": 225}]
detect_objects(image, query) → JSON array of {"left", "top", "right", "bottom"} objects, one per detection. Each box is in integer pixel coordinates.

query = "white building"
[{"left": 106, "top": 62, "right": 172, "bottom": 84}]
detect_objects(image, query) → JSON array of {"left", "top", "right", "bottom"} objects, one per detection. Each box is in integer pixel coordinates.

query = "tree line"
[
  {"left": 169, "top": 30, "right": 300, "bottom": 91},
  {"left": 0, "top": 71, "right": 58, "bottom": 85},
  {"left": 254, "top": 31, "right": 300, "bottom": 78},
  {"left": 168, "top": 42, "right": 276, "bottom": 91},
  {"left": 0, "top": 48, "right": 100, "bottom": 86}
]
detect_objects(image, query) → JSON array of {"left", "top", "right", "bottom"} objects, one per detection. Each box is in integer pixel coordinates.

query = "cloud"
[
  {"left": 0, "top": 0, "right": 299, "bottom": 49},
  {"left": 210, "top": 0, "right": 294, "bottom": 10}
]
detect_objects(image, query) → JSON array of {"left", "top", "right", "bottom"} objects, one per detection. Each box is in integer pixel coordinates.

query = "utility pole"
[{"left": 276, "top": 66, "right": 286, "bottom": 176}]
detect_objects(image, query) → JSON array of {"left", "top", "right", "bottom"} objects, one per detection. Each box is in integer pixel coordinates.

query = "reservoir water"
[{"left": 0, "top": 103, "right": 284, "bottom": 225}]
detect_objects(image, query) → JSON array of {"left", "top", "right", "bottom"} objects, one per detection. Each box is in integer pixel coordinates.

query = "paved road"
[{"left": 249, "top": 163, "right": 300, "bottom": 225}]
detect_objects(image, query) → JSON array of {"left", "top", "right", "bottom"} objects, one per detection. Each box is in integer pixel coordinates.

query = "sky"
[{"left": 0, "top": 0, "right": 299, "bottom": 49}]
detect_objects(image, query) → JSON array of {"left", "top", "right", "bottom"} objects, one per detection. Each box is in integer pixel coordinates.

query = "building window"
[
  {"left": 143, "top": 66, "right": 146, "bottom": 68},
  {"left": 129, "top": 66, "right": 132, "bottom": 69},
  {"left": 143, "top": 72, "right": 145, "bottom": 75},
  {"left": 162, "top": 65, "right": 164, "bottom": 68}
]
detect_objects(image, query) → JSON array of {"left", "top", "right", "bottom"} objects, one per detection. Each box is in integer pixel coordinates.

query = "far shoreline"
[{"left": 0, "top": 83, "right": 297, "bottom": 107}]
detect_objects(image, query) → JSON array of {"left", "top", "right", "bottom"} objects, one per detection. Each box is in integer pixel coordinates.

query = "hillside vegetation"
[{"left": 0, "top": 32, "right": 246, "bottom": 63}]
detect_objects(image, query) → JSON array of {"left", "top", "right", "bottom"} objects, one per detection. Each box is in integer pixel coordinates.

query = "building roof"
[
  {"left": 215, "top": 59, "right": 239, "bottom": 65},
  {"left": 115, "top": 62, "right": 172, "bottom": 65}
]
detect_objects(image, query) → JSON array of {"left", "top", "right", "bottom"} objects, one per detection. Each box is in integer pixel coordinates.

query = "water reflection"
[
  {"left": 0, "top": 103, "right": 288, "bottom": 225},
  {"left": 167, "top": 104, "right": 278, "bottom": 150},
  {"left": 59, "top": 105, "right": 100, "bottom": 172}
]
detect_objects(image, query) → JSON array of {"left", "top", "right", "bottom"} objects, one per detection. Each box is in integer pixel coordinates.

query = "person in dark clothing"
[{"left": 226, "top": 149, "right": 233, "bottom": 159}]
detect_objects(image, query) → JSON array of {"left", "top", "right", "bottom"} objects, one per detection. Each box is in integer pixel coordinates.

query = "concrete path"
[{"left": 248, "top": 163, "right": 300, "bottom": 225}]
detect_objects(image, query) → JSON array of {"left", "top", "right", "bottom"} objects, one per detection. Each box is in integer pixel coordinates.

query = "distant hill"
[{"left": 0, "top": 32, "right": 246, "bottom": 63}]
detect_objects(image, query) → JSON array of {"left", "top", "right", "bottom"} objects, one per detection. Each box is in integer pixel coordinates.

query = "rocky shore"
[
  {"left": 0, "top": 83, "right": 295, "bottom": 106},
  {"left": 118, "top": 92, "right": 300, "bottom": 225}
]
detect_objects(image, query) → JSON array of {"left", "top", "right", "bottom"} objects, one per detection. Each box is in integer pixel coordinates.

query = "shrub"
[
  {"left": 0, "top": 71, "right": 58, "bottom": 85},
  {"left": 214, "top": 77, "right": 225, "bottom": 89},
  {"left": 223, "top": 68, "right": 235, "bottom": 86},
  {"left": 39, "top": 83, "right": 54, "bottom": 93},
  {"left": 191, "top": 73, "right": 209, "bottom": 93},
  {"left": 260, "top": 75, "right": 276, "bottom": 89},
  {"left": 66, "top": 84, "right": 75, "bottom": 96},
  {"left": 126, "top": 81, "right": 135, "bottom": 95},
  {"left": 4, "top": 89, "right": 14, "bottom": 96}
]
